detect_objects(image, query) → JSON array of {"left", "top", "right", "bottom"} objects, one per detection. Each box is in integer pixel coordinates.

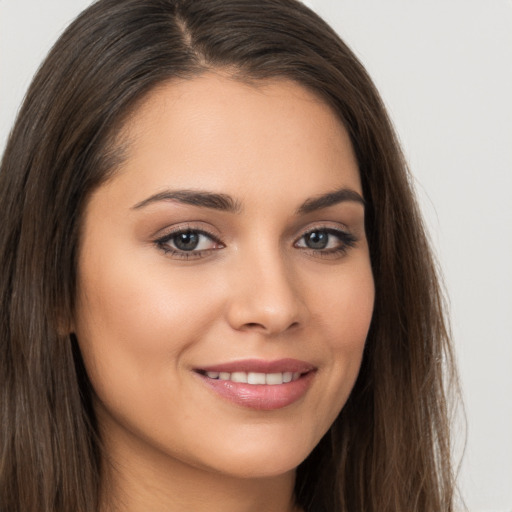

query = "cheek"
[
  {"left": 312, "top": 260, "right": 374, "bottom": 351},
  {"left": 73, "top": 256, "right": 229, "bottom": 458},
  {"left": 73, "top": 249, "right": 224, "bottom": 393},
  {"left": 307, "top": 260, "right": 374, "bottom": 413}
]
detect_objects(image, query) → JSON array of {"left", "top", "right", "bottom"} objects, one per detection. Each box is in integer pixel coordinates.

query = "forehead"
[{"left": 100, "top": 72, "right": 361, "bottom": 206}]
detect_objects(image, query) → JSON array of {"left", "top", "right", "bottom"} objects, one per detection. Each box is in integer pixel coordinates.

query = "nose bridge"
[{"left": 226, "top": 241, "right": 306, "bottom": 334}]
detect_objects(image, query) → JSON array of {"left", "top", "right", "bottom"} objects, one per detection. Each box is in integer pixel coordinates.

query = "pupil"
[
  {"left": 306, "top": 231, "right": 328, "bottom": 249},
  {"left": 174, "top": 232, "right": 199, "bottom": 251}
]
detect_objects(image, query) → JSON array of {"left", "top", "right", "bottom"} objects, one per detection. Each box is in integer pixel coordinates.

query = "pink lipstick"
[{"left": 195, "top": 358, "right": 316, "bottom": 410}]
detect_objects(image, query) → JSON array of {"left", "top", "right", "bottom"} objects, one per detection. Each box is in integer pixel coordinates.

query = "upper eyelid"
[
  {"left": 299, "top": 224, "right": 350, "bottom": 235},
  {"left": 293, "top": 223, "right": 353, "bottom": 241},
  {"left": 157, "top": 229, "right": 218, "bottom": 243},
  {"left": 153, "top": 223, "right": 221, "bottom": 241}
]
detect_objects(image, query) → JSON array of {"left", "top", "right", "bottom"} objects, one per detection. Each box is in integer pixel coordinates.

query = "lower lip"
[{"left": 197, "top": 372, "right": 315, "bottom": 410}]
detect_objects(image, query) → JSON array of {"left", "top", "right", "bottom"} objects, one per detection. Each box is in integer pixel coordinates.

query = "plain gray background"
[{"left": 1, "top": 1, "right": 511, "bottom": 511}]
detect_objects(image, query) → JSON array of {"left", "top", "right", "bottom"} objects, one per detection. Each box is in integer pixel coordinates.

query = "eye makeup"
[{"left": 153, "top": 222, "right": 358, "bottom": 261}]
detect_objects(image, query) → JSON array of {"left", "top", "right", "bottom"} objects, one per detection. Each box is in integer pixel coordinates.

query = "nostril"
[{"left": 240, "top": 320, "right": 301, "bottom": 333}]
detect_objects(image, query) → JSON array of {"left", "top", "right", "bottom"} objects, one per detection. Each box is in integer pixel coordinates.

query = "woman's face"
[{"left": 74, "top": 73, "right": 374, "bottom": 479}]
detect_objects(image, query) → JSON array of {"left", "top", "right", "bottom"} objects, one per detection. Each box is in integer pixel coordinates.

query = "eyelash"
[
  {"left": 296, "top": 227, "right": 357, "bottom": 259},
  {"left": 154, "top": 225, "right": 357, "bottom": 260},
  {"left": 154, "top": 226, "right": 223, "bottom": 260}
]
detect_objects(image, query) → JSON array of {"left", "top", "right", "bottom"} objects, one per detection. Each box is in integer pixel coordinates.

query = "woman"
[{"left": 0, "top": 0, "right": 458, "bottom": 511}]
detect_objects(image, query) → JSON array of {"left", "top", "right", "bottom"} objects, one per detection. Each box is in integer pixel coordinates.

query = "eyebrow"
[
  {"left": 132, "top": 186, "right": 364, "bottom": 214},
  {"left": 296, "top": 188, "right": 365, "bottom": 215},
  {"left": 132, "top": 189, "right": 242, "bottom": 213}
]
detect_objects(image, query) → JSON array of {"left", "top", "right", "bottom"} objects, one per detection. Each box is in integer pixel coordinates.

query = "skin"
[{"left": 74, "top": 73, "right": 375, "bottom": 512}]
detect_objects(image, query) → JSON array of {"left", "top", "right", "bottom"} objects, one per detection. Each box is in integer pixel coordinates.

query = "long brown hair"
[{"left": 0, "top": 1, "right": 458, "bottom": 510}]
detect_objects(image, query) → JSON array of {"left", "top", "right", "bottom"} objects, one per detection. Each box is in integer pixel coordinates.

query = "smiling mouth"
[
  {"left": 197, "top": 370, "right": 305, "bottom": 385},
  {"left": 194, "top": 359, "right": 316, "bottom": 410}
]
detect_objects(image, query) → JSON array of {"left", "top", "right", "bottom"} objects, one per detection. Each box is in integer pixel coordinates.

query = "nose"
[{"left": 225, "top": 249, "right": 308, "bottom": 336}]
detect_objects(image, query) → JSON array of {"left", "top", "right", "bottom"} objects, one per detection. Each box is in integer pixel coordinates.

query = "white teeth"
[
  {"left": 231, "top": 371, "right": 247, "bottom": 383},
  {"left": 248, "top": 372, "right": 266, "bottom": 384},
  {"left": 266, "top": 372, "right": 283, "bottom": 385},
  {"left": 205, "top": 371, "right": 305, "bottom": 384}
]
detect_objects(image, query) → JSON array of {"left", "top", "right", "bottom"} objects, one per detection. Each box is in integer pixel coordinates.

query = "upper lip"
[{"left": 196, "top": 358, "right": 316, "bottom": 374}]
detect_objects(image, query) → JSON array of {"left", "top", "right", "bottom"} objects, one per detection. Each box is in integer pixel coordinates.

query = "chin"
[
  {"left": 207, "top": 454, "right": 303, "bottom": 480},
  {"left": 191, "top": 430, "right": 319, "bottom": 480}
]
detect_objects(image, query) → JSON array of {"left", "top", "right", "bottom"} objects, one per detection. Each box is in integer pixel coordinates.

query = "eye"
[
  {"left": 155, "top": 228, "right": 223, "bottom": 258},
  {"left": 172, "top": 231, "right": 209, "bottom": 251},
  {"left": 295, "top": 227, "right": 357, "bottom": 255}
]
